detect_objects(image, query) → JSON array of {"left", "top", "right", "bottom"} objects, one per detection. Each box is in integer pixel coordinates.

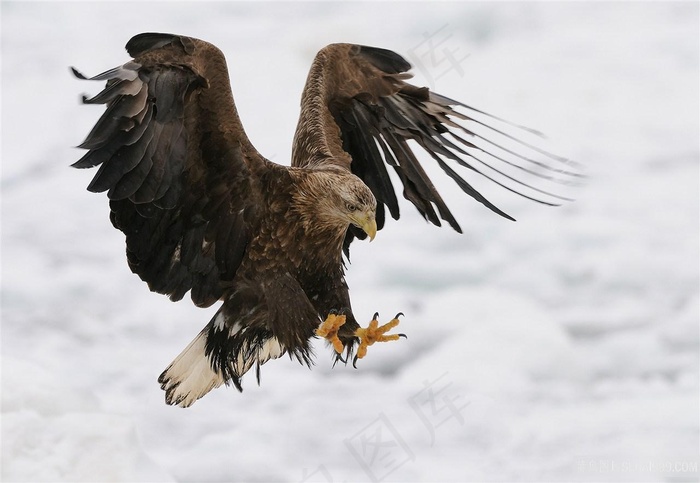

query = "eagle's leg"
[
  {"left": 353, "top": 312, "right": 406, "bottom": 363},
  {"left": 315, "top": 312, "right": 346, "bottom": 354},
  {"left": 317, "top": 311, "right": 406, "bottom": 365}
]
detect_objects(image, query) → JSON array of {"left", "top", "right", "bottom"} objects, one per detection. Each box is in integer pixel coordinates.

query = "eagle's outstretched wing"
[
  {"left": 73, "top": 33, "right": 266, "bottom": 308},
  {"left": 291, "top": 43, "right": 580, "bottom": 254}
]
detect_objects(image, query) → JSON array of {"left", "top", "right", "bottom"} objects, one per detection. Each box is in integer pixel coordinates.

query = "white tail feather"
[
  {"left": 159, "top": 329, "right": 225, "bottom": 408},
  {"left": 159, "top": 322, "right": 286, "bottom": 407}
]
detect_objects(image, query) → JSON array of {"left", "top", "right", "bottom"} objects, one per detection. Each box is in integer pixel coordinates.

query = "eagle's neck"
[
  {"left": 288, "top": 171, "right": 348, "bottom": 270},
  {"left": 294, "top": 208, "right": 347, "bottom": 268}
]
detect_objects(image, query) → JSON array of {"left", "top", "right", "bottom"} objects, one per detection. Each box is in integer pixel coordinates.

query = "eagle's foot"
[
  {"left": 354, "top": 312, "right": 406, "bottom": 364},
  {"left": 315, "top": 312, "right": 346, "bottom": 354}
]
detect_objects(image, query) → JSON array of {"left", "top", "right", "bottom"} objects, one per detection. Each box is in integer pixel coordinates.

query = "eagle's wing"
[
  {"left": 73, "top": 33, "right": 266, "bottom": 308},
  {"left": 291, "top": 43, "right": 580, "bottom": 253}
]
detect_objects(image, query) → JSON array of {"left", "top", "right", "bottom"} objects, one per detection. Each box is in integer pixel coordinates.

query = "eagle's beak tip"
[
  {"left": 351, "top": 212, "right": 377, "bottom": 242},
  {"left": 365, "top": 218, "right": 377, "bottom": 242}
]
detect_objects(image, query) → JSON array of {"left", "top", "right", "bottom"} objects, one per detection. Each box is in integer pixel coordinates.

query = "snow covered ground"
[{"left": 2, "top": 2, "right": 698, "bottom": 482}]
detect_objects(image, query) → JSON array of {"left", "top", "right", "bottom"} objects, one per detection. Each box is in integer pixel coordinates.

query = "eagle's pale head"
[
  {"left": 297, "top": 168, "right": 377, "bottom": 241},
  {"left": 335, "top": 174, "right": 377, "bottom": 240}
]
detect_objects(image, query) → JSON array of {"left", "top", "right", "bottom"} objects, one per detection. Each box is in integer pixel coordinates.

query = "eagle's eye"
[{"left": 345, "top": 202, "right": 358, "bottom": 212}]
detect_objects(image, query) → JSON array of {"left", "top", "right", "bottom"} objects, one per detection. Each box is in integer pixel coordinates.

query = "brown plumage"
[{"left": 73, "top": 33, "right": 578, "bottom": 407}]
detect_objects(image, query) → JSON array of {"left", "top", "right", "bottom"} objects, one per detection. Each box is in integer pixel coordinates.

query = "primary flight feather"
[{"left": 73, "top": 33, "right": 577, "bottom": 407}]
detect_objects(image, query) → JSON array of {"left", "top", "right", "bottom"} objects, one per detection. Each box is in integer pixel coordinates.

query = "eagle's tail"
[
  {"left": 158, "top": 325, "right": 225, "bottom": 408},
  {"left": 158, "top": 309, "right": 286, "bottom": 408}
]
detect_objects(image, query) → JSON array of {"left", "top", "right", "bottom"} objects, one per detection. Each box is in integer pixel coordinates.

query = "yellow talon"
[
  {"left": 316, "top": 313, "right": 346, "bottom": 354},
  {"left": 354, "top": 312, "right": 405, "bottom": 360}
]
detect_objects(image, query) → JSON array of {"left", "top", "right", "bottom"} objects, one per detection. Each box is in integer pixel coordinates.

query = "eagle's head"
[
  {"left": 335, "top": 175, "right": 377, "bottom": 240},
  {"left": 298, "top": 168, "right": 377, "bottom": 241}
]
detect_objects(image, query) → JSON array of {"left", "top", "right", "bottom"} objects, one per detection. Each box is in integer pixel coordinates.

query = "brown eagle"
[{"left": 73, "top": 33, "right": 577, "bottom": 407}]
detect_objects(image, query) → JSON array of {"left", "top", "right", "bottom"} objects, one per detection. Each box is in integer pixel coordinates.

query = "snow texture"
[{"left": 2, "top": 2, "right": 698, "bottom": 482}]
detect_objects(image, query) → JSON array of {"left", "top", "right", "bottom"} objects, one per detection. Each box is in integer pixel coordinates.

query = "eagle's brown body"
[{"left": 73, "top": 33, "right": 576, "bottom": 407}]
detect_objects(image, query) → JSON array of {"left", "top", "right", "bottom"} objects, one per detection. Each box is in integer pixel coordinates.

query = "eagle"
[{"left": 73, "top": 33, "right": 577, "bottom": 407}]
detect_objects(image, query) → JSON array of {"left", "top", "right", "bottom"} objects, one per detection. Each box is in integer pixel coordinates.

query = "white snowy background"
[{"left": 2, "top": 2, "right": 698, "bottom": 482}]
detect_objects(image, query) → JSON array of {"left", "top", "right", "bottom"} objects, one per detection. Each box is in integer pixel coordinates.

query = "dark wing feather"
[
  {"left": 292, "top": 43, "right": 581, "bottom": 255},
  {"left": 73, "top": 33, "right": 268, "bottom": 307}
]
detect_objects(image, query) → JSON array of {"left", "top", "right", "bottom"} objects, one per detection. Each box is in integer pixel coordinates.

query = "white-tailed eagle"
[{"left": 72, "top": 33, "right": 578, "bottom": 407}]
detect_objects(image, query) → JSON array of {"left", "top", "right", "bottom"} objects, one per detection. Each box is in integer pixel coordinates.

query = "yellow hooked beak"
[{"left": 351, "top": 212, "right": 377, "bottom": 241}]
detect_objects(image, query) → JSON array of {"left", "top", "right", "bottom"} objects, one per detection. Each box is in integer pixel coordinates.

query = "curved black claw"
[
  {"left": 332, "top": 355, "right": 345, "bottom": 368},
  {"left": 372, "top": 312, "right": 380, "bottom": 320},
  {"left": 394, "top": 312, "right": 404, "bottom": 319},
  {"left": 398, "top": 333, "right": 408, "bottom": 339}
]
